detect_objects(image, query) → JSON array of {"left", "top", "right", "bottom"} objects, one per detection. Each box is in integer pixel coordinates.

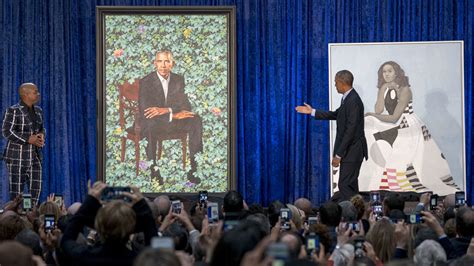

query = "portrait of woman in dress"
[{"left": 359, "top": 61, "right": 459, "bottom": 195}]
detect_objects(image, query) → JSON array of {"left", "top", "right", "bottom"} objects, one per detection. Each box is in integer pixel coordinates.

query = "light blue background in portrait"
[{"left": 329, "top": 41, "right": 465, "bottom": 190}]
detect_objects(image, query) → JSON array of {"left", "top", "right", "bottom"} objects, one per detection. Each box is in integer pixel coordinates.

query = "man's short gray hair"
[
  {"left": 335, "top": 70, "right": 354, "bottom": 86},
  {"left": 414, "top": 240, "right": 447, "bottom": 266}
]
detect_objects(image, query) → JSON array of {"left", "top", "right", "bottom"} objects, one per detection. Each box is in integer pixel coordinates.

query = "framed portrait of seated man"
[{"left": 96, "top": 6, "right": 236, "bottom": 194}]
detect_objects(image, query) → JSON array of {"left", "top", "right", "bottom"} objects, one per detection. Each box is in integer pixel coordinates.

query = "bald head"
[
  {"left": 18, "top": 83, "right": 40, "bottom": 106},
  {"left": 19, "top": 83, "right": 37, "bottom": 96},
  {"left": 154, "top": 195, "right": 171, "bottom": 220},
  {"left": 294, "top": 198, "right": 313, "bottom": 216}
]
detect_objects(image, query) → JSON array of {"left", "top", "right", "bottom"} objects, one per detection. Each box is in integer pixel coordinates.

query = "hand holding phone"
[
  {"left": 23, "top": 194, "right": 32, "bottom": 210},
  {"left": 100, "top": 187, "right": 132, "bottom": 202}
]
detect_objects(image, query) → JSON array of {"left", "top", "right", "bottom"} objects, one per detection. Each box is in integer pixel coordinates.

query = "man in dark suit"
[
  {"left": 139, "top": 50, "right": 203, "bottom": 184},
  {"left": 296, "top": 70, "right": 367, "bottom": 202},
  {"left": 2, "top": 83, "right": 45, "bottom": 205}
]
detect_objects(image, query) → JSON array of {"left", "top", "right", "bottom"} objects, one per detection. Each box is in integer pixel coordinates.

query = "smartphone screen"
[
  {"left": 172, "top": 200, "right": 182, "bottom": 214},
  {"left": 266, "top": 242, "right": 289, "bottom": 266},
  {"left": 151, "top": 237, "right": 174, "bottom": 250},
  {"left": 406, "top": 214, "right": 423, "bottom": 224},
  {"left": 306, "top": 233, "right": 320, "bottom": 255},
  {"left": 455, "top": 192, "right": 465, "bottom": 207},
  {"left": 207, "top": 202, "right": 219, "bottom": 224},
  {"left": 199, "top": 191, "right": 208, "bottom": 206},
  {"left": 44, "top": 215, "right": 56, "bottom": 233},
  {"left": 372, "top": 204, "right": 383, "bottom": 220},
  {"left": 54, "top": 194, "right": 63, "bottom": 207},
  {"left": 370, "top": 191, "right": 380, "bottom": 202},
  {"left": 308, "top": 216, "right": 318, "bottom": 226},
  {"left": 430, "top": 195, "right": 438, "bottom": 210},
  {"left": 100, "top": 187, "right": 132, "bottom": 202},
  {"left": 280, "top": 208, "right": 291, "bottom": 230},
  {"left": 23, "top": 194, "right": 32, "bottom": 210},
  {"left": 354, "top": 239, "right": 364, "bottom": 258},
  {"left": 349, "top": 222, "right": 360, "bottom": 232}
]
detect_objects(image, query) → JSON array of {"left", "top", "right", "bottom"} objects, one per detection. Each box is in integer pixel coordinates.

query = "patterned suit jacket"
[{"left": 2, "top": 103, "right": 44, "bottom": 162}]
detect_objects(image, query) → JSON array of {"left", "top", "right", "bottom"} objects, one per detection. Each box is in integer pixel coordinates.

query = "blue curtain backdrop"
[{"left": 1, "top": 0, "right": 473, "bottom": 206}]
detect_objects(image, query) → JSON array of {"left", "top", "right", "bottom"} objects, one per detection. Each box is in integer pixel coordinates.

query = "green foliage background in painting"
[{"left": 104, "top": 15, "right": 228, "bottom": 193}]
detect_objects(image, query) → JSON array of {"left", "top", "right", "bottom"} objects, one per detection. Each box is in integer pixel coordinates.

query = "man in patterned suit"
[
  {"left": 2, "top": 83, "right": 45, "bottom": 205},
  {"left": 139, "top": 50, "right": 203, "bottom": 185}
]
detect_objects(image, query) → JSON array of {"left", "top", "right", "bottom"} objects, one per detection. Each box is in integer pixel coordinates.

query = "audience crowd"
[{"left": 0, "top": 182, "right": 473, "bottom": 266}]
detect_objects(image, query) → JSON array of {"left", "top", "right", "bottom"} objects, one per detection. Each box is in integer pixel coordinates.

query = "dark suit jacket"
[
  {"left": 60, "top": 196, "right": 157, "bottom": 266},
  {"left": 2, "top": 103, "right": 44, "bottom": 162},
  {"left": 314, "top": 89, "right": 368, "bottom": 162},
  {"left": 138, "top": 72, "right": 192, "bottom": 135}
]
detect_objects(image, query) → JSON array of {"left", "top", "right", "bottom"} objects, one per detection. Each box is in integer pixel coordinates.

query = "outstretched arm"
[{"left": 370, "top": 86, "right": 412, "bottom": 123}]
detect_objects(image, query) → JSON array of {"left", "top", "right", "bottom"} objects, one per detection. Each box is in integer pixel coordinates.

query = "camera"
[
  {"left": 406, "top": 213, "right": 423, "bottom": 224},
  {"left": 455, "top": 191, "right": 465, "bottom": 208},
  {"left": 151, "top": 237, "right": 174, "bottom": 250},
  {"left": 23, "top": 194, "right": 32, "bottom": 210},
  {"left": 100, "top": 187, "right": 132, "bottom": 202},
  {"left": 280, "top": 208, "right": 292, "bottom": 230},
  {"left": 348, "top": 221, "right": 360, "bottom": 232},
  {"left": 354, "top": 237, "right": 365, "bottom": 258},
  {"left": 372, "top": 204, "right": 383, "bottom": 220},
  {"left": 370, "top": 191, "right": 381, "bottom": 203},
  {"left": 308, "top": 216, "right": 318, "bottom": 226},
  {"left": 172, "top": 200, "right": 182, "bottom": 214},
  {"left": 266, "top": 242, "right": 289, "bottom": 263},
  {"left": 54, "top": 194, "right": 63, "bottom": 207},
  {"left": 199, "top": 190, "right": 208, "bottom": 207},
  {"left": 44, "top": 214, "right": 56, "bottom": 233},
  {"left": 306, "top": 233, "right": 320, "bottom": 255},
  {"left": 430, "top": 194, "right": 438, "bottom": 210},
  {"left": 207, "top": 202, "right": 219, "bottom": 224}
]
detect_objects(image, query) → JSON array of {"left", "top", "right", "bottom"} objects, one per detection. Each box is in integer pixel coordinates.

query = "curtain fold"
[{"left": 1, "top": 0, "right": 473, "bottom": 206}]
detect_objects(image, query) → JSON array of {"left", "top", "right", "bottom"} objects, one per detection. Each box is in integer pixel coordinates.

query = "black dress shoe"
[
  {"left": 187, "top": 172, "right": 201, "bottom": 185},
  {"left": 150, "top": 164, "right": 163, "bottom": 185}
]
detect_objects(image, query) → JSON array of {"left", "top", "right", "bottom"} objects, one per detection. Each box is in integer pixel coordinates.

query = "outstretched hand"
[{"left": 295, "top": 103, "right": 313, "bottom": 114}]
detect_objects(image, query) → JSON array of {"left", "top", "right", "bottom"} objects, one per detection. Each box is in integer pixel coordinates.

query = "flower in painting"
[
  {"left": 113, "top": 49, "right": 124, "bottom": 58},
  {"left": 183, "top": 28, "right": 192, "bottom": 39},
  {"left": 211, "top": 107, "right": 222, "bottom": 117}
]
